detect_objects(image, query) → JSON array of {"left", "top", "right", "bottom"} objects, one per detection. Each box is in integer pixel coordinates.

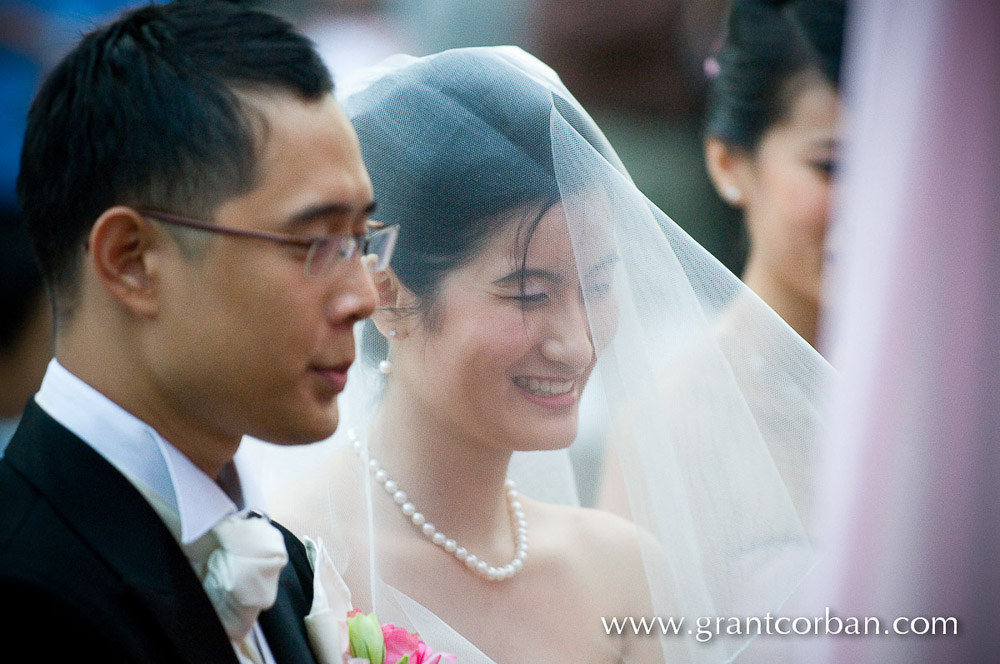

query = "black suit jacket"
[{"left": 0, "top": 401, "right": 319, "bottom": 663}]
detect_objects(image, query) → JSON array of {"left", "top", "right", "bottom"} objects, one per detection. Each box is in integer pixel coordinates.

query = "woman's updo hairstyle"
[
  {"left": 704, "top": 0, "right": 846, "bottom": 152},
  {"left": 343, "top": 49, "right": 612, "bottom": 367}
]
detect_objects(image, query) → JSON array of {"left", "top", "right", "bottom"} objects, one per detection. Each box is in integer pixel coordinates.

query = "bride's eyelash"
[
  {"left": 510, "top": 292, "right": 548, "bottom": 304},
  {"left": 504, "top": 282, "right": 611, "bottom": 306}
]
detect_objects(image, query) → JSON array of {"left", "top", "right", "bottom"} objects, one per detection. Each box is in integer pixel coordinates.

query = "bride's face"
[{"left": 401, "top": 202, "right": 617, "bottom": 452}]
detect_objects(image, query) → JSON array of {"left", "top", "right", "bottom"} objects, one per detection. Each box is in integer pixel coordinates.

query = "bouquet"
[
  {"left": 345, "top": 610, "right": 456, "bottom": 664},
  {"left": 301, "top": 537, "right": 454, "bottom": 664}
]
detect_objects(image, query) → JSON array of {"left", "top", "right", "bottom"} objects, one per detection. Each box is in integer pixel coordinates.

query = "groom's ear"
[
  {"left": 87, "top": 206, "right": 162, "bottom": 318},
  {"left": 371, "top": 268, "right": 414, "bottom": 339}
]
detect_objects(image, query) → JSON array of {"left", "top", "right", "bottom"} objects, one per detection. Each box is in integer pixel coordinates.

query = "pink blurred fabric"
[{"left": 813, "top": 0, "right": 1000, "bottom": 661}]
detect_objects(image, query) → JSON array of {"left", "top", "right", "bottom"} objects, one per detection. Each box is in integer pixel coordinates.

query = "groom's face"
[{"left": 149, "top": 92, "right": 377, "bottom": 446}]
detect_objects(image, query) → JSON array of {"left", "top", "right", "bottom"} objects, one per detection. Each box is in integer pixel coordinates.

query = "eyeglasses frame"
[{"left": 136, "top": 208, "right": 397, "bottom": 277}]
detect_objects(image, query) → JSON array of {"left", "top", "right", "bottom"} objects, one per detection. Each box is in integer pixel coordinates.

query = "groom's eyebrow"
[
  {"left": 493, "top": 268, "right": 563, "bottom": 286},
  {"left": 284, "top": 200, "right": 379, "bottom": 229}
]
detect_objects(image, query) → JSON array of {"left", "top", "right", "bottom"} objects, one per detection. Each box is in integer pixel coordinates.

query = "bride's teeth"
[{"left": 515, "top": 377, "right": 574, "bottom": 397}]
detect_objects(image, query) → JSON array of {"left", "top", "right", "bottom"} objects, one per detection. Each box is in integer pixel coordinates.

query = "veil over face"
[{"left": 255, "top": 46, "right": 834, "bottom": 663}]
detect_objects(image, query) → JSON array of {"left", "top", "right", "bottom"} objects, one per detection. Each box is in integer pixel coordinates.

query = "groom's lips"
[{"left": 313, "top": 362, "right": 352, "bottom": 393}]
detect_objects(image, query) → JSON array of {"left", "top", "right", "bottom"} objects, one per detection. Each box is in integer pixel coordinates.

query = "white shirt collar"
[{"left": 34, "top": 359, "right": 268, "bottom": 544}]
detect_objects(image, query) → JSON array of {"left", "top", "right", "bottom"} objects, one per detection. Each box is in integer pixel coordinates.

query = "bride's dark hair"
[
  {"left": 346, "top": 49, "right": 611, "bottom": 365},
  {"left": 704, "top": 0, "right": 846, "bottom": 152}
]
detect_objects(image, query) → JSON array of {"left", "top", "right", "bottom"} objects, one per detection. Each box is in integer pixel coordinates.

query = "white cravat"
[{"left": 203, "top": 512, "right": 289, "bottom": 642}]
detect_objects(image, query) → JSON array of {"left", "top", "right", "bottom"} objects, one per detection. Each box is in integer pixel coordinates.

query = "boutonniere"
[{"left": 345, "top": 610, "right": 456, "bottom": 664}]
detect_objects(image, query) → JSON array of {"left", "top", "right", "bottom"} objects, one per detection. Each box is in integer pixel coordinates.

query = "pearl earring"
[
  {"left": 723, "top": 184, "right": 742, "bottom": 205},
  {"left": 379, "top": 329, "right": 397, "bottom": 375}
]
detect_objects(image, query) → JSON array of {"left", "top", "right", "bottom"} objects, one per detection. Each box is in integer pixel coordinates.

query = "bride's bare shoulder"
[
  {"left": 526, "top": 500, "right": 660, "bottom": 623},
  {"left": 529, "top": 500, "right": 650, "bottom": 574}
]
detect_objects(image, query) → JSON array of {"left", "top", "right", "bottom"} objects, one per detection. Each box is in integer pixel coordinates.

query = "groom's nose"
[{"left": 324, "top": 256, "right": 378, "bottom": 325}]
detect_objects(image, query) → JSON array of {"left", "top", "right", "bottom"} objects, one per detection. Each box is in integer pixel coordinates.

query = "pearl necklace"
[{"left": 350, "top": 432, "right": 528, "bottom": 582}]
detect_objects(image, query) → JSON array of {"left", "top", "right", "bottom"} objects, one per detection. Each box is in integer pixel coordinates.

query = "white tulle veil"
[{"left": 246, "top": 46, "right": 833, "bottom": 663}]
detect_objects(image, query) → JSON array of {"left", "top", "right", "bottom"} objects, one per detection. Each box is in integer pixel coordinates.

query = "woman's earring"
[
  {"left": 379, "top": 329, "right": 397, "bottom": 375},
  {"left": 723, "top": 184, "right": 743, "bottom": 205}
]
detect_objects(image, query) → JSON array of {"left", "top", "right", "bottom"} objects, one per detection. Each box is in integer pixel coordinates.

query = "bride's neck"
[{"left": 368, "top": 385, "right": 515, "bottom": 549}]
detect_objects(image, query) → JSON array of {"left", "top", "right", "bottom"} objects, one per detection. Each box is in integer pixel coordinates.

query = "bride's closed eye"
[
  {"left": 584, "top": 281, "right": 612, "bottom": 297},
  {"left": 581, "top": 255, "right": 618, "bottom": 300},
  {"left": 493, "top": 267, "right": 563, "bottom": 308},
  {"left": 510, "top": 291, "right": 549, "bottom": 306}
]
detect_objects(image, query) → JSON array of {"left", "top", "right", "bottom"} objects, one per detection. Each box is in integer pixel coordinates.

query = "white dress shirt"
[{"left": 35, "top": 358, "right": 279, "bottom": 664}]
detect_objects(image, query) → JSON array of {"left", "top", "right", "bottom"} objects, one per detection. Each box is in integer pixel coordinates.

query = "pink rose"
[
  {"left": 409, "top": 641, "right": 457, "bottom": 664},
  {"left": 380, "top": 623, "right": 456, "bottom": 664},
  {"left": 381, "top": 623, "right": 422, "bottom": 663}
]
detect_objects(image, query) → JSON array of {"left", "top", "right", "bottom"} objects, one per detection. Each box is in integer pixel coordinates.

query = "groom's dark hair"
[{"left": 17, "top": 0, "right": 333, "bottom": 321}]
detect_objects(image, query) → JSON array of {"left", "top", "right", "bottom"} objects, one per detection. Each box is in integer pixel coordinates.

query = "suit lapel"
[
  {"left": 6, "top": 402, "right": 237, "bottom": 663},
  {"left": 260, "top": 587, "right": 319, "bottom": 664},
  {"left": 260, "top": 525, "right": 320, "bottom": 664}
]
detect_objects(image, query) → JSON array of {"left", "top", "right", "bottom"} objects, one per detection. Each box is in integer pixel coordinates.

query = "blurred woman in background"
[{"left": 703, "top": 0, "right": 846, "bottom": 348}]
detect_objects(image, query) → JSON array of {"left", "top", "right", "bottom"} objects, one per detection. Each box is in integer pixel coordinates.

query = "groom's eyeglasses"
[{"left": 138, "top": 209, "right": 398, "bottom": 279}]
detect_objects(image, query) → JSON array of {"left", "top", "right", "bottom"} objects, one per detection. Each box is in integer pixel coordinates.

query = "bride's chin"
[{"left": 510, "top": 425, "right": 578, "bottom": 452}]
